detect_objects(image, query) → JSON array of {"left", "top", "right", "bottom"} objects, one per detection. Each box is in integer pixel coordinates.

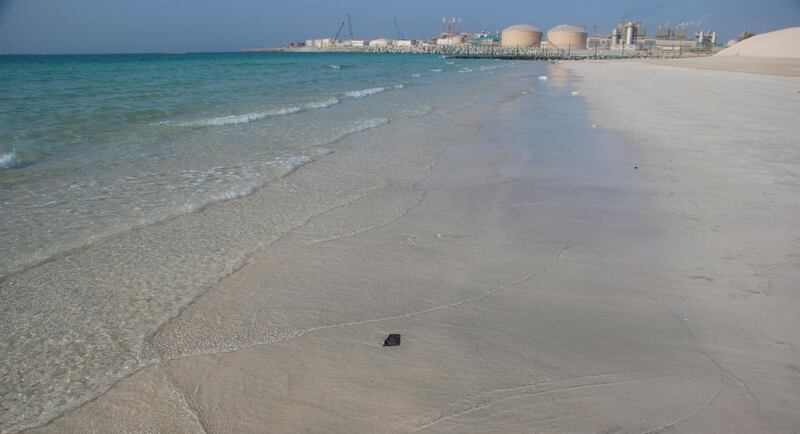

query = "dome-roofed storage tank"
[
  {"left": 501, "top": 24, "right": 543, "bottom": 48},
  {"left": 546, "top": 25, "right": 588, "bottom": 50}
]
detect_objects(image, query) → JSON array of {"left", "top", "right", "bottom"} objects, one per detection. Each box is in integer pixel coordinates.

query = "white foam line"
[
  {"left": 167, "top": 97, "right": 341, "bottom": 128},
  {"left": 343, "top": 87, "right": 386, "bottom": 98}
]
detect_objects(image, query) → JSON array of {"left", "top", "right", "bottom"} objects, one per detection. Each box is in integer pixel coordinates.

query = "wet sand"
[{"left": 22, "top": 62, "right": 800, "bottom": 433}]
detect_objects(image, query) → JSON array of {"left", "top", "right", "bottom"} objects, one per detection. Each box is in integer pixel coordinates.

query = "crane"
[
  {"left": 393, "top": 17, "right": 404, "bottom": 40},
  {"left": 333, "top": 20, "right": 345, "bottom": 43},
  {"left": 347, "top": 14, "right": 354, "bottom": 39}
]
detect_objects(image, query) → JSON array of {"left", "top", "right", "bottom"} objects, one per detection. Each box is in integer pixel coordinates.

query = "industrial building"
[
  {"left": 608, "top": 22, "right": 644, "bottom": 48},
  {"left": 586, "top": 35, "right": 609, "bottom": 51},
  {"left": 471, "top": 31, "right": 501, "bottom": 45},
  {"left": 436, "top": 34, "right": 466, "bottom": 45},
  {"left": 656, "top": 24, "right": 688, "bottom": 39},
  {"left": 636, "top": 26, "right": 718, "bottom": 52},
  {"left": 368, "top": 39, "right": 393, "bottom": 47},
  {"left": 305, "top": 38, "right": 335, "bottom": 48},
  {"left": 546, "top": 25, "right": 588, "bottom": 50},
  {"left": 501, "top": 24, "right": 543, "bottom": 48},
  {"left": 693, "top": 30, "right": 718, "bottom": 46}
]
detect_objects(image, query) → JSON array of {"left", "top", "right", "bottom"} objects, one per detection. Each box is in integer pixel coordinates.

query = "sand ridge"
[{"left": 716, "top": 27, "right": 800, "bottom": 59}]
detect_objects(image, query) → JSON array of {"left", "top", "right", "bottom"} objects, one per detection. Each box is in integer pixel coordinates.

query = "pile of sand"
[{"left": 716, "top": 27, "right": 800, "bottom": 59}]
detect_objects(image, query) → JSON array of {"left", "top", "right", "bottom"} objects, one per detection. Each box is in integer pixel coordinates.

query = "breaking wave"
[
  {"left": 344, "top": 87, "right": 386, "bottom": 98},
  {"left": 345, "top": 117, "right": 390, "bottom": 134},
  {"left": 169, "top": 97, "right": 341, "bottom": 128},
  {"left": 304, "top": 97, "right": 340, "bottom": 109},
  {"left": 0, "top": 150, "right": 20, "bottom": 169}
]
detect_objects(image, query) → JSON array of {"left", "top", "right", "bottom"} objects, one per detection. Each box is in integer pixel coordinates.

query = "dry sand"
[
  {"left": 23, "top": 61, "right": 800, "bottom": 433},
  {"left": 716, "top": 27, "right": 800, "bottom": 59},
  {"left": 634, "top": 56, "right": 800, "bottom": 77},
  {"left": 564, "top": 60, "right": 800, "bottom": 432}
]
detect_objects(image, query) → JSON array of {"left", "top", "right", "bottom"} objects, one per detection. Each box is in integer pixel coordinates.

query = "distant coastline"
[{"left": 239, "top": 45, "right": 712, "bottom": 60}]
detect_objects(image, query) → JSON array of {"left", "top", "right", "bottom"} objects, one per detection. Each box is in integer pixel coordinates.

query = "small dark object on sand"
[
  {"left": 384, "top": 334, "right": 401, "bottom": 347},
  {"left": 634, "top": 166, "right": 639, "bottom": 170}
]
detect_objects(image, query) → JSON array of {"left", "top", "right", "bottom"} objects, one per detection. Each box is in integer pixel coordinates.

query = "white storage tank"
[
  {"left": 546, "top": 25, "right": 588, "bottom": 50},
  {"left": 501, "top": 24, "right": 543, "bottom": 48}
]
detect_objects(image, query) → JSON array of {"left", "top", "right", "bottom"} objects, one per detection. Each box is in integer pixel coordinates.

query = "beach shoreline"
[
  {"left": 7, "top": 58, "right": 800, "bottom": 433},
  {"left": 2, "top": 57, "right": 520, "bottom": 433}
]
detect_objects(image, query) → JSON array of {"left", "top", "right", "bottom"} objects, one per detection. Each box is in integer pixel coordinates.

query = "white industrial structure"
[
  {"left": 369, "top": 38, "right": 394, "bottom": 47},
  {"left": 501, "top": 24, "right": 543, "bottom": 48}
]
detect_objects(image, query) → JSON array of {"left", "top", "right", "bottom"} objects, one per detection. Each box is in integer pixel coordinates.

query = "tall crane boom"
[
  {"left": 333, "top": 21, "right": 345, "bottom": 42},
  {"left": 347, "top": 14, "right": 353, "bottom": 39},
  {"left": 393, "top": 17, "right": 404, "bottom": 40}
]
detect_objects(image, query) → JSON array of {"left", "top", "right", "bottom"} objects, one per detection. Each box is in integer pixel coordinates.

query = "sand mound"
[{"left": 716, "top": 27, "right": 800, "bottom": 59}]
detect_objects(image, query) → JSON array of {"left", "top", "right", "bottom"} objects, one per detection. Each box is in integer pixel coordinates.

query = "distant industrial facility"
[
  {"left": 263, "top": 14, "right": 721, "bottom": 58},
  {"left": 586, "top": 22, "right": 719, "bottom": 53}
]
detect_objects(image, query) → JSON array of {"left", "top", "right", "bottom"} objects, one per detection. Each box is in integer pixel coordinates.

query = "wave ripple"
[{"left": 171, "top": 97, "right": 341, "bottom": 128}]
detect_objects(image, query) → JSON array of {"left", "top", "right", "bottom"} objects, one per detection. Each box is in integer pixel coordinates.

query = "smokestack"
[{"left": 625, "top": 22, "right": 635, "bottom": 46}]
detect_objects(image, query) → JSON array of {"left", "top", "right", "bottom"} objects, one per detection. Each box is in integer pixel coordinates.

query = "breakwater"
[{"left": 244, "top": 44, "right": 703, "bottom": 60}]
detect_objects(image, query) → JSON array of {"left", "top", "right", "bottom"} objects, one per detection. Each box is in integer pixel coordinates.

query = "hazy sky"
[{"left": 1, "top": 0, "right": 798, "bottom": 54}]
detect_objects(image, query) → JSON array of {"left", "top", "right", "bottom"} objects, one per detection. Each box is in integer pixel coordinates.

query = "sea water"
[
  {"left": 0, "top": 53, "right": 513, "bottom": 277},
  {"left": 0, "top": 52, "right": 520, "bottom": 432}
]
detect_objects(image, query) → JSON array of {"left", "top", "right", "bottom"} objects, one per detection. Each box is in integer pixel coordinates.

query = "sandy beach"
[
  {"left": 9, "top": 58, "right": 800, "bottom": 433},
  {"left": 634, "top": 56, "right": 800, "bottom": 77}
]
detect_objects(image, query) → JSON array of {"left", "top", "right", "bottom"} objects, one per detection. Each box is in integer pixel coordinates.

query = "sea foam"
[
  {"left": 347, "top": 117, "right": 389, "bottom": 133},
  {"left": 303, "top": 97, "right": 340, "bottom": 109},
  {"left": 0, "top": 150, "right": 19, "bottom": 169},
  {"left": 173, "top": 97, "right": 340, "bottom": 127},
  {"left": 344, "top": 87, "right": 386, "bottom": 98}
]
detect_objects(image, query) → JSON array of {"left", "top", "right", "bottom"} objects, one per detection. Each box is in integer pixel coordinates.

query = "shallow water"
[
  {"left": 0, "top": 52, "right": 523, "bottom": 433},
  {"left": 0, "top": 52, "right": 508, "bottom": 276}
]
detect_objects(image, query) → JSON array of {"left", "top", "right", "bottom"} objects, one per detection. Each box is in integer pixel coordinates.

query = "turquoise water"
[
  {"left": 1, "top": 52, "right": 525, "bottom": 432},
  {"left": 0, "top": 52, "right": 508, "bottom": 276}
]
